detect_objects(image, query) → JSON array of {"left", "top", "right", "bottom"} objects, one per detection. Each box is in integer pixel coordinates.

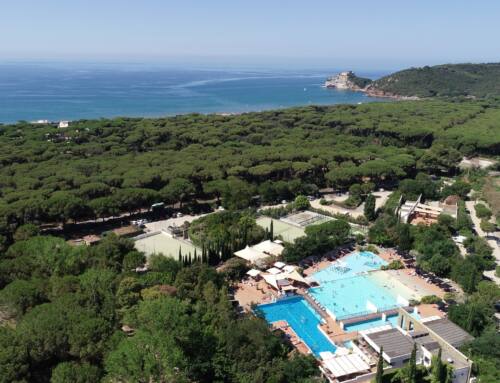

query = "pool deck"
[
  {"left": 235, "top": 248, "right": 446, "bottom": 358},
  {"left": 271, "top": 320, "right": 311, "bottom": 355}
]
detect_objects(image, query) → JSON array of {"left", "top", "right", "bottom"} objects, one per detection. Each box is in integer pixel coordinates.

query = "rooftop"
[
  {"left": 364, "top": 328, "right": 414, "bottom": 359},
  {"left": 423, "top": 318, "right": 474, "bottom": 348},
  {"left": 321, "top": 352, "right": 371, "bottom": 379}
]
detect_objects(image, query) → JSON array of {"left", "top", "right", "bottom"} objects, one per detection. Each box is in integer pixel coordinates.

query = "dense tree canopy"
[
  {"left": 1, "top": 99, "right": 499, "bottom": 243},
  {"left": 0, "top": 234, "right": 322, "bottom": 383},
  {"left": 370, "top": 63, "right": 500, "bottom": 98}
]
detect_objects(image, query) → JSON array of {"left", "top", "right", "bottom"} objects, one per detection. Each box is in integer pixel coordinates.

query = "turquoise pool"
[
  {"left": 312, "top": 251, "right": 387, "bottom": 282},
  {"left": 257, "top": 297, "right": 337, "bottom": 356},
  {"left": 309, "top": 252, "right": 405, "bottom": 320}
]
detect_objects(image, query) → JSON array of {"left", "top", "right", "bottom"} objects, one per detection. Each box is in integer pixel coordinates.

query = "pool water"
[
  {"left": 312, "top": 251, "right": 387, "bottom": 282},
  {"left": 309, "top": 252, "right": 408, "bottom": 320},
  {"left": 257, "top": 297, "right": 337, "bottom": 356},
  {"left": 309, "top": 274, "right": 403, "bottom": 320}
]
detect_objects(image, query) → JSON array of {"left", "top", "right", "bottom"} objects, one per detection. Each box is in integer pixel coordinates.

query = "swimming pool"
[
  {"left": 309, "top": 252, "right": 409, "bottom": 320},
  {"left": 257, "top": 297, "right": 337, "bottom": 356},
  {"left": 312, "top": 251, "right": 387, "bottom": 282}
]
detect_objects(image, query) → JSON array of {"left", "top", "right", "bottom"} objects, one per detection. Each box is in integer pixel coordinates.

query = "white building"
[{"left": 58, "top": 121, "right": 69, "bottom": 128}]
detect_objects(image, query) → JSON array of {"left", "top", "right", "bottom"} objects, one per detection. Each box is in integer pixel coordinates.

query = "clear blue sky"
[{"left": 2, "top": 0, "right": 500, "bottom": 69}]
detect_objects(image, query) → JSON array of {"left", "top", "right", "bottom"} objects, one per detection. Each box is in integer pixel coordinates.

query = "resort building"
[
  {"left": 396, "top": 194, "right": 458, "bottom": 225},
  {"left": 234, "top": 239, "right": 284, "bottom": 264},
  {"left": 240, "top": 246, "right": 474, "bottom": 383},
  {"left": 361, "top": 309, "right": 473, "bottom": 383}
]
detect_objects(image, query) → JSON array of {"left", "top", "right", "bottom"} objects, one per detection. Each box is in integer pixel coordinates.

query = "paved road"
[{"left": 465, "top": 200, "right": 500, "bottom": 284}]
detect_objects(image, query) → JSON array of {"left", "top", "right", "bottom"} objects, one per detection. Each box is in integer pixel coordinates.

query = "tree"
[
  {"left": 122, "top": 251, "right": 146, "bottom": 271},
  {"left": 475, "top": 203, "right": 492, "bottom": 220},
  {"left": 13, "top": 223, "right": 40, "bottom": 242},
  {"left": 409, "top": 344, "right": 417, "bottom": 382},
  {"left": 221, "top": 178, "right": 254, "bottom": 210},
  {"left": 375, "top": 347, "right": 384, "bottom": 383},
  {"left": 92, "top": 234, "right": 135, "bottom": 272},
  {"left": 480, "top": 219, "right": 496, "bottom": 235},
  {"left": 104, "top": 330, "right": 190, "bottom": 383},
  {"left": 161, "top": 178, "right": 195, "bottom": 208},
  {"left": 430, "top": 348, "right": 446, "bottom": 383},
  {"left": 0, "top": 278, "right": 47, "bottom": 318},
  {"left": 45, "top": 191, "right": 88, "bottom": 226},
  {"left": 221, "top": 257, "right": 248, "bottom": 281},
  {"left": 116, "top": 277, "right": 142, "bottom": 310},
  {"left": 51, "top": 361, "right": 102, "bottom": 383},
  {"left": 437, "top": 214, "right": 456, "bottom": 233},
  {"left": 0, "top": 327, "right": 30, "bottom": 383},
  {"left": 294, "top": 195, "right": 310, "bottom": 211},
  {"left": 400, "top": 343, "right": 417, "bottom": 383},
  {"left": 88, "top": 197, "right": 120, "bottom": 220},
  {"left": 397, "top": 224, "right": 412, "bottom": 251},
  {"left": 364, "top": 194, "right": 376, "bottom": 221},
  {"left": 203, "top": 179, "right": 227, "bottom": 205}
]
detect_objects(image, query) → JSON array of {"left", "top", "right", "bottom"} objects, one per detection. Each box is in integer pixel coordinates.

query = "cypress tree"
[
  {"left": 431, "top": 348, "right": 445, "bottom": 383},
  {"left": 408, "top": 344, "right": 417, "bottom": 383},
  {"left": 364, "top": 193, "right": 376, "bottom": 221},
  {"left": 398, "top": 224, "right": 412, "bottom": 251},
  {"left": 270, "top": 220, "right": 274, "bottom": 240},
  {"left": 178, "top": 246, "right": 182, "bottom": 263},
  {"left": 375, "top": 347, "right": 384, "bottom": 383}
]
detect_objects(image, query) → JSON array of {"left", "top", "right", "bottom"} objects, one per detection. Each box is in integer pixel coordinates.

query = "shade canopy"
[
  {"left": 274, "top": 261, "right": 286, "bottom": 269},
  {"left": 266, "top": 267, "right": 282, "bottom": 275},
  {"left": 246, "top": 269, "right": 261, "bottom": 278},
  {"left": 321, "top": 353, "right": 370, "bottom": 378}
]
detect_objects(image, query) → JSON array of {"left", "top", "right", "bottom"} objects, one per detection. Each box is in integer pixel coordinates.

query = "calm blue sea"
[{"left": 0, "top": 63, "right": 389, "bottom": 123}]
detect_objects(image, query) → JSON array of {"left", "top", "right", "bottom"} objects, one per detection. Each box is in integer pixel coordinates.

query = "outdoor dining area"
[{"left": 246, "top": 261, "right": 314, "bottom": 296}]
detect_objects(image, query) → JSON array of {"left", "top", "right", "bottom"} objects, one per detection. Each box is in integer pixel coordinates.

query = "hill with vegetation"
[
  {"left": 368, "top": 63, "right": 500, "bottom": 98},
  {"left": 1, "top": 99, "right": 500, "bottom": 245},
  {"left": 0, "top": 99, "right": 499, "bottom": 382}
]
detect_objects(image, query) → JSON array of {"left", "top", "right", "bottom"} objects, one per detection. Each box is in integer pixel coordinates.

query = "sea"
[{"left": 0, "top": 62, "right": 390, "bottom": 123}]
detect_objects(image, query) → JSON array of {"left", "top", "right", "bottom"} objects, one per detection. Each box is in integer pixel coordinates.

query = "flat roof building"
[{"left": 361, "top": 309, "right": 473, "bottom": 383}]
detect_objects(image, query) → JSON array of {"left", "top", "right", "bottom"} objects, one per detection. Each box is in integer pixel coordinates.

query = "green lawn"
[
  {"left": 256, "top": 217, "right": 305, "bottom": 243},
  {"left": 134, "top": 232, "right": 199, "bottom": 259}
]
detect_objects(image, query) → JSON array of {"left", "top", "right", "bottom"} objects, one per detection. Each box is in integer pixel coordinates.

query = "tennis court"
[
  {"left": 134, "top": 231, "right": 199, "bottom": 259},
  {"left": 256, "top": 217, "right": 305, "bottom": 243},
  {"left": 281, "top": 211, "right": 333, "bottom": 227}
]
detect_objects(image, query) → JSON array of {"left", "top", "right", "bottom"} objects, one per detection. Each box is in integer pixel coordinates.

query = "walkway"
[{"left": 465, "top": 200, "right": 500, "bottom": 284}]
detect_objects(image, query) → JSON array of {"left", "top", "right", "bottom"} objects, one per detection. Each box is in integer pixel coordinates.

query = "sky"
[{"left": 1, "top": 0, "right": 500, "bottom": 70}]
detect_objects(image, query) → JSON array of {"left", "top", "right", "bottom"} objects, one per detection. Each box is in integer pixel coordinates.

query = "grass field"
[
  {"left": 256, "top": 217, "right": 305, "bottom": 243},
  {"left": 134, "top": 232, "right": 199, "bottom": 259}
]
